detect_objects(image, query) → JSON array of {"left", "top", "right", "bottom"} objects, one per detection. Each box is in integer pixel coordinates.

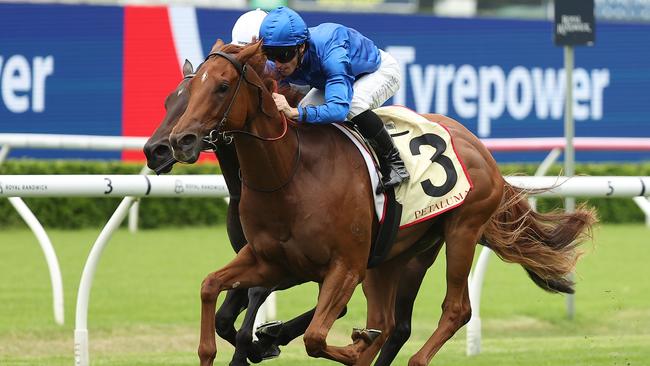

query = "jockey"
[
  {"left": 259, "top": 6, "right": 409, "bottom": 191},
  {"left": 230, "top": 8, "right": 267, "bottom": 46}
]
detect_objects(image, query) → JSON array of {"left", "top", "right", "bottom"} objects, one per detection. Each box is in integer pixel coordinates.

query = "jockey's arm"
[{"left": 298, "top": 44, "right": 355, "bottom": 124}]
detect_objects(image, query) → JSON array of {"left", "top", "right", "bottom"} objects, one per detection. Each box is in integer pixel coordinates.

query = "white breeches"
[{"left": 298, "top": 50, "right": 402, "bottom": 120}]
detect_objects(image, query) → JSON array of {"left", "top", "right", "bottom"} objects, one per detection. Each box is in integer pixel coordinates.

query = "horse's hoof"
[
  {"left": 351, "top": 328, "right": 382, "bottom": 344},
  {"left": 260, "top": 344, "right": 281, "bottom": 361},
  {"left": 351, "top": 327, "right": 363, "bottom": 341},
  {"left": 364, "top": 328, "right": 382, "bottom": 344},
  {"left": 248, "top": 343, "right": 281, "bottom": 364},
  {"left": 255, "top": 320, "right": 283, "bottom": 342}
]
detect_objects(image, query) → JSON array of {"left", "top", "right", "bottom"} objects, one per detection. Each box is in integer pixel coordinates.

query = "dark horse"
[
  {"left": 168, "top": 42, "right": 595, "bottom": 366},
  {"left": 143, "top": 47, "right": 433, "bottom": 366}
]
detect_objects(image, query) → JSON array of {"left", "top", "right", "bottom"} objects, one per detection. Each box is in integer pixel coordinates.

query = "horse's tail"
[{"left": 481, "top": 182, "right": 597, "bottom": 294}]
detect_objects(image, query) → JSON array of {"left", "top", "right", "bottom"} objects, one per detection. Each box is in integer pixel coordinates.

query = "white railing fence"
[
  {"left": 0, "top": 134, "right": 152, "bottom": 326},
  {"left": 0, "top": 175, "right": 226, "bottom": 366},
  {"left": 466, "top": 175, "right": 650, "bottom": 356},
  {"left": 1, "top": 134, "right": 649, "bottom": 363},
  {"left": 2, "top": 175, "right": 649, "bottom": 366}
]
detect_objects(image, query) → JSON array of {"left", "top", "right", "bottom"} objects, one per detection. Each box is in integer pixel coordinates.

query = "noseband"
[{"left": 202, "top": 51, "right": 289, "bottom": 148}]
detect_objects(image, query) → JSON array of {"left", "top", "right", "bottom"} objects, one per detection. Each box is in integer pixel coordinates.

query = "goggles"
[{"left": 263, "top": 46, "right": 299, "bottom": 63}]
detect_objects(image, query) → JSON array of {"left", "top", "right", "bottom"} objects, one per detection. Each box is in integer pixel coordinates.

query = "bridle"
[
  {"left": 200, "top": 50, "right": 301, "bottom": 193},
  {"left": 201, "top": 51, "right": 289, "bottom": 148}
]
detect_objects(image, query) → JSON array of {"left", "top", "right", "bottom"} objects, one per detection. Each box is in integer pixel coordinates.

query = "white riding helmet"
[{"left": 231, "top": 8, "right": 268, "bottom": 46}]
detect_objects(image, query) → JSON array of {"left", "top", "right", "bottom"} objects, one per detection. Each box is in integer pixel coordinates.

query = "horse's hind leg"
[
  {"left": 373, "top": 242, "right": 443, "bottom": 366},
  {"left": 407, "top": 226, "right": 480, "bottom": 366},
  {"left": 198, "top": 245, "right": 285, "bottom": 366}
]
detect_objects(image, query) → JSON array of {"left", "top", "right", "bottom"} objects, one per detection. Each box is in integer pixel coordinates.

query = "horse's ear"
[
  {"left": 182, "top": 59, "right": 194, "bottom": 77},
  {"left": 258, "top": 78, "right": 281, "bottom": 118},
  {"left": 210, "top": 39, "right": 225, "bottom": 54},
  {"left": 237, "top": 40, "right": 263, "bottom": 65}
]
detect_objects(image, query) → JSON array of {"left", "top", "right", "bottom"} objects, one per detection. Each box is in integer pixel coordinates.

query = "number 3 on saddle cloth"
[{"left": 334, "top": 106, "right": 473, "bottom": 268}]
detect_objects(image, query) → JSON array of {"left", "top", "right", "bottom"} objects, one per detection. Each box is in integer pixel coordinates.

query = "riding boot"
[
  {"left": 370, "top": 127, "right": 410, "bottom": 192},
  {"left": 351, "top": 110, "right": 410, "bottom": 193}
]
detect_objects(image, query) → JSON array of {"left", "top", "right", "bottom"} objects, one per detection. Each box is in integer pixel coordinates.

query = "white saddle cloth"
[{"left": 333, "top": 106, "right": 473, "bottom": 228}]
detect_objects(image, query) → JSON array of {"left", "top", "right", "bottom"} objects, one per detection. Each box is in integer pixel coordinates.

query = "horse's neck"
[
  {"left": 234, "top": 114, "right": 297, "bottom": 192},
  {"left": 214, "top": 145, "right": 241, "bottom": 196}
]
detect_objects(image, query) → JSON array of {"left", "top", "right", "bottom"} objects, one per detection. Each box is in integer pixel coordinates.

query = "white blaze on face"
[{"left": 201, "top": 72, "right": 208, "bottom": 83}]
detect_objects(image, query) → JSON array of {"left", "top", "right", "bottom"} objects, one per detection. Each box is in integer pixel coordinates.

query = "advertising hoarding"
[{"left": 1, "top": 4, "right": 648, "bottom": 162}]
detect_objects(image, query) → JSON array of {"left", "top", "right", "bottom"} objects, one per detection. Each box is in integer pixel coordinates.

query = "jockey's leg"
[{"left": 352, "top": 110, "right": 409, "bottom": 192}]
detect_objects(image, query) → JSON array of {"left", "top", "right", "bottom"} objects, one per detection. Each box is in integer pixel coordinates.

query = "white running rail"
[
  {"left": 1, "top": 134, "right": 648, "bottom": 360},
  {"left": 0, "top": 175, "right": 227, "bottom": 366},
  {"left": 0, "top": 134, "right": 152, "bottom": 328},
  {"left": 1, "top": 175, "right": 649, "bottom": 365},
  {"left": 466, "top": 176, "right": 650, "bottom": 356},
  {"left": 0, "top": 133, "right": 147, "bottom": 152}
]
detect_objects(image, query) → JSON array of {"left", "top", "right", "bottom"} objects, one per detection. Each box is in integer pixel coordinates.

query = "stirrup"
[{"left": 377, "top": 161, "right": 409, "bottom": 194}]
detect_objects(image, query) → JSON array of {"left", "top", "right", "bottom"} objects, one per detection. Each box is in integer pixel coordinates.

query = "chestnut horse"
[
  {"left": 168, "top": 42, "right": 595, "bottom": 366},
  {"left": 143, "top": 56, "right": 326, "bottom": 365},
  {"left": 143, "top": 51, "right": 436, "bottom": 366}
]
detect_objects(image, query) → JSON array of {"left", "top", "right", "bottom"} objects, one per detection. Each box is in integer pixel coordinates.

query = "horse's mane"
[{"left": 217, "top": 43, "right": 268, "bottom": 78}]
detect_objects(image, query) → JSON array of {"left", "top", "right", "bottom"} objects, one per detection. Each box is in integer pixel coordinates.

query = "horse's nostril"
[
  {"left": 179, "top": 134, "right": 198, "bottom": 149},
  {"left": 153, "top": 144, "right": 171, "bottom": 159}
]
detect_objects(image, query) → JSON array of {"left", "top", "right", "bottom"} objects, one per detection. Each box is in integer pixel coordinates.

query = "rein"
[
  {"left": 201, "top": 51, "right": 289, "bottom": 148},
  {"left": 239, "top": 127, "right": 301, "bottom": 193}
]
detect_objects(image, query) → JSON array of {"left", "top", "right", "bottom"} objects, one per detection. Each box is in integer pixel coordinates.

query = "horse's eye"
[{"left": 216, "top": 83, "right": 229, "bottom": 94}]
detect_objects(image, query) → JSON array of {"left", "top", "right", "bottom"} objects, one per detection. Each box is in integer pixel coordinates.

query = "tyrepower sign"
[
  {"left": 2, "top": 4, "right": 649, "bottom": 162},
  {"left": 554, "top": 0, "right": 595, "bottom": 46}
]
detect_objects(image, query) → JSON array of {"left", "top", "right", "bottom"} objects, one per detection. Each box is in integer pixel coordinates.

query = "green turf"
[{"left": 0, "top": 224, "right": 648, "bottom": 365}]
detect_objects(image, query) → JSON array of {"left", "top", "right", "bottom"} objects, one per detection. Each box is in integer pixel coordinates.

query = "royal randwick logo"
[{"left": 174, "top": 179, "right": 184, "bottom": 194}]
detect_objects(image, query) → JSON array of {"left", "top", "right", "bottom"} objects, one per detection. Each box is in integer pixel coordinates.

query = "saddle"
[{"left": 335, "top": 106, "right": 473, "bottom": 267}]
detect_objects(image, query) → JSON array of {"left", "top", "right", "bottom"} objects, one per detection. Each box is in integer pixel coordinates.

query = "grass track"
[{"left": 0, "top": 224, "right": 648, "bottom": 365}]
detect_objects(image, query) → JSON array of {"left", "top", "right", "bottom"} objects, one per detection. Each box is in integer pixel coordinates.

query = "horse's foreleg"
[
  {"left": 198, "top": 245, "right": 284, "bottom": 366},
  {"left": 353, "top": 255, "right": 417, "bottom": 366},
  {"left": 302, "top": 263, "right": 362, "bottom": 365},
  {"left": 225, "top": 197, "right": 246, "bottom": 252},
  {"left": 407, "top": 229, "right": 478, "bottom": 366},
  {"left": 270, "top": 304, "right": 347, "bottom": 347},
  {"left": 214, "top": 195, "right": 249, "bottom": 347},
  {"left": 228, "top": 286, "right": 273, "bottom": 366},
  {"left": 373, "top": 243, "right": 442, "bottom": 366},
  {"left": 214, "top": 288, "right": 249, "bottom": 347}
]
